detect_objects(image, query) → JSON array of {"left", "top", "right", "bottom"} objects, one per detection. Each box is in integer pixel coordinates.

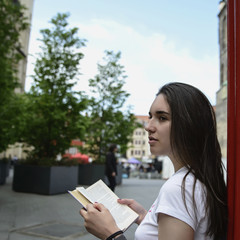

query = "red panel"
[
  {"left": 235, "top": 0, "right": 240, "bottom": 238},
  {"left": 227, "top": 0, "right": 235, "bottom": 238},
  {"left": 227, "top": 0, "right": 240, "bottom": 239}
]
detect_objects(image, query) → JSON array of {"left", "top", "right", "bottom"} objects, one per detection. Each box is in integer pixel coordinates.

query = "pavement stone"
[{"left": 0, "top": 169, "right": 166, "bottom": 240}]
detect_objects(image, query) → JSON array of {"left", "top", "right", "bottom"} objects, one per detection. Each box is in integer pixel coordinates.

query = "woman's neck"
[{"left": 168, "top": 154, "right": 184, "bottom": 172}]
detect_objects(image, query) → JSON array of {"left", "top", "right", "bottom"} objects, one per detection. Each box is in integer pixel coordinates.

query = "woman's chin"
[{"left": 150, "top": 148, "right": 161, "bottom": 156}]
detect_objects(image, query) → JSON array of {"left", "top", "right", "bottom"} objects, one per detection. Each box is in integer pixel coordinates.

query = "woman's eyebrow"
[{"left": 155, "top": 110, "right": 170, "bottom": 115}]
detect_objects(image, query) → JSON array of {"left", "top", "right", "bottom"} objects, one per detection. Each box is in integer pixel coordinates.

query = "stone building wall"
[
  {"left": 15, "top": 0, "right": 34, "bottom": 93},
  {"left": 216, "top": 0, "right": 227, "bottom": 159}
]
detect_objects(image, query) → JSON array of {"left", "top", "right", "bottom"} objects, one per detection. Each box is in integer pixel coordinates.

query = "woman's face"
[{"left": 145, "top": 94, "right": 172, "bottom": 157}]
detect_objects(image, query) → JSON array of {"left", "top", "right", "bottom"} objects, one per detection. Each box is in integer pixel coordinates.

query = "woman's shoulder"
[
  {"left": 161, "top": 167, "right": 206, "bottom": 196},
  {"left": 162, "top": 167, "right": 189, "bottom": 187},
  {"left": 157, "top": 167, "right": 207, "bottom": 229}
]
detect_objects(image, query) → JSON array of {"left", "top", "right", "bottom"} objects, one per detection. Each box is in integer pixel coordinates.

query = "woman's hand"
[
  {"left": 118, "top": 199, "right": 147, "bottom": 225},
  {"left": 80, "top": 203, "right": 120, "bottom": 240}
]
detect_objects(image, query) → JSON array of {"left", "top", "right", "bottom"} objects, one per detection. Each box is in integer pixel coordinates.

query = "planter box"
[
  {"left": 78, "top": 164, "right": 122, "bottom": 186},
  {"left": 13, "top": 164, "right": 78, "bottom": 195},
  {"left": 0, "top": 162, "right": 10, "bottom": 185},
  {"left": 78, "top": 164, "right": 105, "bottom": 185}
]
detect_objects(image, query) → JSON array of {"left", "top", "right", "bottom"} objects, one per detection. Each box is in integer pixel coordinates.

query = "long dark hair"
[{"left": 158, "top": 82, "right": 227, "bottom": 240}]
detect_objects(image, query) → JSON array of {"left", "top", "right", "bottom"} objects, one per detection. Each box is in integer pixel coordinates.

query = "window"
[
  {"left": 222, "top": 16, "right": 227, "bottom": 49},
  {"left": 221, "top": 64, "right": 224, "bottom": 86}
]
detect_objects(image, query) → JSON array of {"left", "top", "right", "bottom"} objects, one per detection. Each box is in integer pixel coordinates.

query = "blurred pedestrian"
[
  {"left": 105, "top": 144, "right": 118, "bottom": 192},
  {"left": 12, "top": 155, "right": 18, "bottom": 166},
  {"left": 126, "top": 164, "right": 130, "bottom": 178}
]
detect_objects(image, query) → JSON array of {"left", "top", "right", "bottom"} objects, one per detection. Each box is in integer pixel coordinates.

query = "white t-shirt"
[{"left": 135, "top": 167, "right": 212, "bottom": 240}]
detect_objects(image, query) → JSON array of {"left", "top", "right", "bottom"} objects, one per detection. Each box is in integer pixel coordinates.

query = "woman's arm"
[{"left": 157, "top": 213, "right": 194, "bottom": 240}]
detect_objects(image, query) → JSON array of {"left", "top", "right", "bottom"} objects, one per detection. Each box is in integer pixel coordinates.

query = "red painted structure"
[{"left": 227, "top": 0, "right": 240, "bottom": 239}]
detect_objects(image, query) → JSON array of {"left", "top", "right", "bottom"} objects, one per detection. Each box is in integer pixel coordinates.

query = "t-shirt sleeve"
[{"left": 154, "top": 180, "right": 197, "bottom": 230}]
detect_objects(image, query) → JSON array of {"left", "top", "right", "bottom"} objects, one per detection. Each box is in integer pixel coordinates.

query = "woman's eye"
[{"left": 159, "top": 116, "right": 167, "bottom": 121}]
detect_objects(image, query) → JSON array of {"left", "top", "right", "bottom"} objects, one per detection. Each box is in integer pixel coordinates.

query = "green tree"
[
  {"left": 85, "top": 50, "right": 138, "bottom": 163},
  {"left": 20, "top": 13, "right": 88, "bottom": 165},
  {"left": 0, "top": 0, "right": 28, "bottom": 153}
]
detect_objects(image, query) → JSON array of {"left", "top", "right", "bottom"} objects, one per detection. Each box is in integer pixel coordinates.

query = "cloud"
[{"left": 26, "top": 18, "right": 219, "bottom": 115}]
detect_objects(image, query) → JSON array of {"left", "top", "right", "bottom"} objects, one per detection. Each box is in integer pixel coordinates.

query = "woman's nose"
[{"left": 145, "top": 120, "right": 155, "bottom": 133}]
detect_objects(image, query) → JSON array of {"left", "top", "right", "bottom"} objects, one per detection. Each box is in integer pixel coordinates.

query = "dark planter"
[
  {"left": 13, "top": 164, "right": 78, "bottom": 195},
  {"left": 78, "top": 164, "right": 105, "bottom": 185},
  {"left": 116, "top": 164, "right": 122, "bottom": 185},
  {"left": 78, "top": 164, "right": 122, "bottom": 186},
  {"left": 0, "top": 162, "right": 10, "bottom": 185}
]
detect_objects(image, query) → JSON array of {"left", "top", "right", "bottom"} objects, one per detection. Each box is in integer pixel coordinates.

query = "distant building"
[
  {"left": 216, "top": 0, "right": 227, "bottom": 159},
  {"left": 15, "top": 0, "right": 34, "bottom": 93},
  {"left": 2, "top": 0, "right": 34, "bottom": 159},
  {"left": 126, "top": 115, "right": 151, "bottom": 160}
]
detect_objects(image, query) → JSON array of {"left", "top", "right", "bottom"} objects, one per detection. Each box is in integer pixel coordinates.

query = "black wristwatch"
[
  {"left": 106, "top": 231, "right": 126, "bottom": 240},
  {"left": 114, "top": 235, "right": 127, "bottom": 240}
]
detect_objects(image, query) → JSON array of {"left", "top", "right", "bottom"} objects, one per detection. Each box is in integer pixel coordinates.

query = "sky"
[{"left": 25, "top": 0, "right": 221, "bottom": 115}]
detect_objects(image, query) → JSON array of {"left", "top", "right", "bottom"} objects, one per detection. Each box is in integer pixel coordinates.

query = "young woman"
[{"left": 80, "top": 82, "right": 228, "bottom": 240}]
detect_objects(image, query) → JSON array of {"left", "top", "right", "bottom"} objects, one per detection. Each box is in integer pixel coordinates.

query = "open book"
[{"left": 68, "top": 179, "right": 138, "bottom": 232}]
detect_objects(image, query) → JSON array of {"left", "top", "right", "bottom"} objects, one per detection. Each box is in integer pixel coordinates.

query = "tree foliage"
[
  {"left": 85, "top": 51, "right": 138, "bottom": 163},
  {"left": 20, "top": 13, "right": 88, "bottom": 165},
  {"left": 0, "top": 0, "right": 28, "bottom": 153}
]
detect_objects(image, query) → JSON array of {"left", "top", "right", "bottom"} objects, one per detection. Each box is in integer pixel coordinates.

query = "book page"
[
  {"left": 84, "top": 180, "right": 138, "bottom": 231},
  {"left": 76, "top": 187, "right": 95, "bottom": 204},
  {"left": 68, "top": 189, "right": 91, "bottom": 209}
]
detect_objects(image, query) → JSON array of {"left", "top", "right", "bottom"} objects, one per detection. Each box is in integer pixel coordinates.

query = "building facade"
[
  {"left": 126, "top": 115, "right": 151, "bottom": 160},
  {"left": 216, "top": 0, "right": 227, "bottom": 159},
  {"left": 15, "top": 0, "right": 34, "bottom": 93},
  {"left": 2, "top": 0, "right": 34, "bottom": 159}
]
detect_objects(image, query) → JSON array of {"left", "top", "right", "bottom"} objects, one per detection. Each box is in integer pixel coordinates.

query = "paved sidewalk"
[{"left": 0, "top": 169, "right": 165, "bottom": 240}]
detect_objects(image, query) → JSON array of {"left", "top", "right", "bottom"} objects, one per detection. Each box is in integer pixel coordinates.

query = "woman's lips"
[{"left": 148, "top": 136, "right": 158, "bottom": 144}]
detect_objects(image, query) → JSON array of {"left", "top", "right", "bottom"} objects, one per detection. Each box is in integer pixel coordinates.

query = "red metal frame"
[{"left": 227, "top": 0, "right": 240, "bottom": 239}]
